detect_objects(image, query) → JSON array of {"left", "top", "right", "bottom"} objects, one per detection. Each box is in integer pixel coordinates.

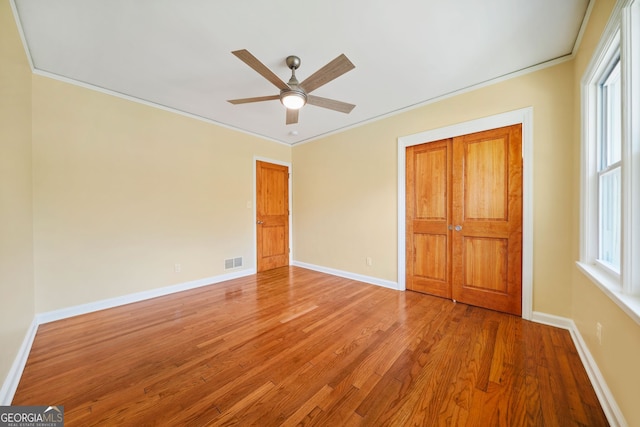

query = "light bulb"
[{"left": 281, "top": 91, "right": 306, "bottom": 109}]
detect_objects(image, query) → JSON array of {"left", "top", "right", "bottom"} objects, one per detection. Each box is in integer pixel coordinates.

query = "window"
[
  {"left": 579, "top": 0, "right": 640, "bottom": 323},
  {"left": 597, "top": 57, "right": 621, "bottom": 273}
]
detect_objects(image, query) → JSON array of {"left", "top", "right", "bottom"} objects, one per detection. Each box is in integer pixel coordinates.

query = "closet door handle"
[
  {"left": 448, "top": 225, "right": 453, "bottom": 230},
  {"left": 454, "top": 225, "right": 462, "bottom": 232}
]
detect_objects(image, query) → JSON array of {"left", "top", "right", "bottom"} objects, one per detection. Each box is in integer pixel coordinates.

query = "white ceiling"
[{"left": 12, "top": 0, "right": 590, "bottom": 145}]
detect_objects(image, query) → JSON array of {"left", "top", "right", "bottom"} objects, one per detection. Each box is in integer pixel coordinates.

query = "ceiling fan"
[{"left": 227, "top": 49, "right": 356, "bottom": 125}]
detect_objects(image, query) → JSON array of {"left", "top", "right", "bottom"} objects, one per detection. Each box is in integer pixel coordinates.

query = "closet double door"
[{"left": 406, "top": 124, "right": 522, "bottom": 316}]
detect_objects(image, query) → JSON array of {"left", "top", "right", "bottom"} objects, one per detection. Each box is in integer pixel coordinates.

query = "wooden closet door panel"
[
  {"left": 452, "top": 124, "right": 522, "bottom": 315},
  {"left": 406, "top": 140, "right": 452, "bottom": 298}
]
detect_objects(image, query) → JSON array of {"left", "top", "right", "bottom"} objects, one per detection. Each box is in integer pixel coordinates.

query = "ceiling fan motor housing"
[{"left": 281, "top": 55, "right": 306, "bottom": 109}]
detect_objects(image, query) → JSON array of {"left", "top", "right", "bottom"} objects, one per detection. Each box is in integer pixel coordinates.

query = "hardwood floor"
[{"left": 13, "top": 267, "right": 608, "bottom": 426}]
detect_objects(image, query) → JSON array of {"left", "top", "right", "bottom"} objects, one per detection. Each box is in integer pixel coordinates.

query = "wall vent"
[{"left": 225, "top": 257, "right": 243, "bottom": 269}]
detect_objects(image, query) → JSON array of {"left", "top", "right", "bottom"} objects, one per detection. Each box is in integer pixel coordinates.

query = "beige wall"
[
  {"left": 571, "top": 0, "right": 640, "bottom": 425},
  {"left": 293, "top": 60, "right": 575, "bottom": 316},
  {"left": 0, "top": 0, "right": 35, "bottom": 388},
  {"left": 3, "top": 0, "right": 639, "bottom": 423},
  {"left": 32, "top": 76, "right": 290, "bottom": 312}
]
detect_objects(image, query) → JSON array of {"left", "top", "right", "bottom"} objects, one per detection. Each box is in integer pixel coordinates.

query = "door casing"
[{"left": 397, "top": 108, "right": 533, "bottom": 319}]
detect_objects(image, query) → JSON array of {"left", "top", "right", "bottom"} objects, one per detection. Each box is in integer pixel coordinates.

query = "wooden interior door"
[
  {"left": 452, "top": 125, "right": 522, "bottom": 315},
  {"left": 406, "top": 124, "right": 523, "bottom": 316},
  {"left": 256, "top": 161, "right": 289, "bottom": 272},
  {"left": 406, "top": 139, "right": 452, "bottom": 298}
]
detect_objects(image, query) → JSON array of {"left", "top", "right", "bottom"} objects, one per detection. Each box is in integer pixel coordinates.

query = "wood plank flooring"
[{"left": 13, "top": 267, "right": 608, "bottom": 426}]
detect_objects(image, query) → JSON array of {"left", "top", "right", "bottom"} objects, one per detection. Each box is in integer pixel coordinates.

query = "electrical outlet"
[
  {"left": 174, "top": 263, "right": 181, "bottom": 273},
  {"left": 366, "top": 257, "right": 372, "bottom": 266},
  {"left": 596, "top": 322, "right": 602, "bottom": 345}
]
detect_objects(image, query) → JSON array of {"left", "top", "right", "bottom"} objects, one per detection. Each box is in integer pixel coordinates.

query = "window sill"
[{"left": 576, "top": 261, "right": 640, "bottom": 326}]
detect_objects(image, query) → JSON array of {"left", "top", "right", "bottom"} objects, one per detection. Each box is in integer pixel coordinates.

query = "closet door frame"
[{"left": 397, "top": 107, "right": 533, "bottom": 320}]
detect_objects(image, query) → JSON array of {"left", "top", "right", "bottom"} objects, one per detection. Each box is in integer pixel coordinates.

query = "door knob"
[
  {"left": 454, "top": 225, "right": 462, "bottom": 231},
  {"left": 448, "top": 225, "right": 453, "bottom": 230}
]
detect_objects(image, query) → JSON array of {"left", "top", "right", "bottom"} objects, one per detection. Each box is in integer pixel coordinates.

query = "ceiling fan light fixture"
[{"left": 280, "top": 89, "right": 307, "bottom": 110}]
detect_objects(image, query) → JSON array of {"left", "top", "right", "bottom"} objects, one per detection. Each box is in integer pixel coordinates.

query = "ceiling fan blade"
[
  {"left": 307, "top": 95, "right": 355, "bottom": 114},
  {"left": 300, "top": 54, "right": 355, "bottom": 94},
  {"left": 286, "top": 109, "right": 299, "bottom": 125},
  {"left": 232, "top": 50, "right": 290, "bottom": 91},
  {"left": 227, "top": 95, "right": 280, "bottom": 105}
]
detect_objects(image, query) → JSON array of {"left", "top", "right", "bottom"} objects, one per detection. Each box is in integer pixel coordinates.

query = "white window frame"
[
  {"left": 596, "top": 53, "right": 622, "bottom": 276},
  {"left": 579, "top": 0, "right": 640, "bottom": 324}
]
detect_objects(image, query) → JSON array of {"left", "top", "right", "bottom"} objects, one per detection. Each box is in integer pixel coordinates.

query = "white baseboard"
[
  {"left": 292, "top": 261, "right": 399, "bottom": 290},
  {"left": 0, "top": 318, "right": 38, "bottom": 405},
  {"left": 531, "top": 311, "right": 627, "bottom": 427},
  {"left": 37, "top": 268, "right": 255, "bottom": 324},
  {"left": 530, "top": 311, "right": 575, "bottom": 329},
  {"left": 1, "top": 268, "right": 255, "bottom": 404}
]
